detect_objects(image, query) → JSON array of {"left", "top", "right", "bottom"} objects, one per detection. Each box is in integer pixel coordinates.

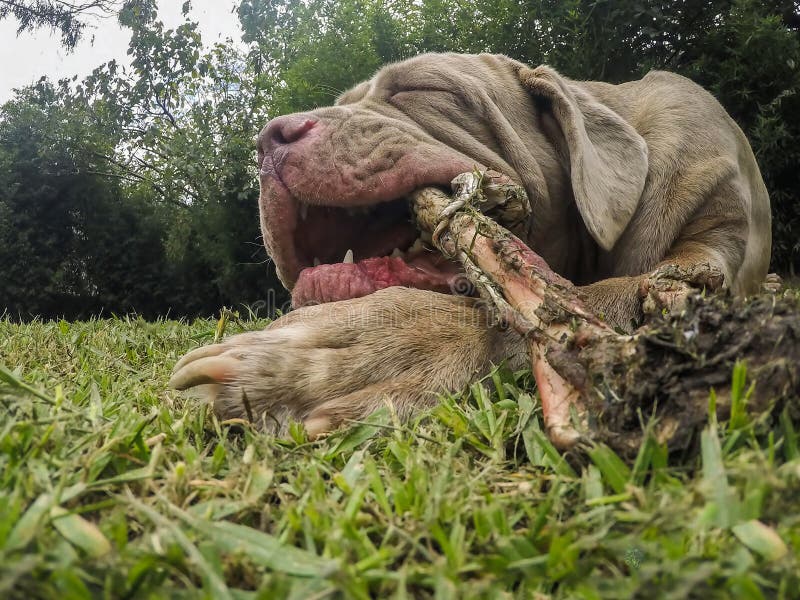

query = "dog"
[{"left": 170, "top": 53, "right": 771, "bottom": 440}]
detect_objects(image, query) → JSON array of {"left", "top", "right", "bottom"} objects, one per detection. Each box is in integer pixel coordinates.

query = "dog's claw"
[
  {"left": 172, "top": 343, "right": 228, "bottom": 373},
  {"left": 303, "top": 415, "right": 333, "bottom": 440},
  {"left": 169, "top": 354, "right": 239, "bottom": 389},
  {"left": 763, "top": 272, "right": 783, "bottom": 294}
]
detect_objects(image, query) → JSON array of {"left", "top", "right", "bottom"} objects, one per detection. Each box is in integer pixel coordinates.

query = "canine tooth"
[
  {"left": 390, "top": 247, "right": 403, "bottom": 258},
  {"left": 408, "top": 238, "right": 425, "bottom": 254},
  {"left": 314, "top": 257, "right": 321, "bottom": 266},
  {"left": 343, "top": 249, "right": 354, "bottom": 264},
  {"left": 299, "top": 203, "right": 308, "bottom": 221}
]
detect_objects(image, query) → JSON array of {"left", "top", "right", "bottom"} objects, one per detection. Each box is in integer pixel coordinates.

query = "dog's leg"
[
  {"left": 580, "top": 171, "right": 751, "bottom": 332},
  {"left": 578, "top": 250, "right": 727, "bottom": 333},
  {"left": 169, "top": 288, "right": 527, "bottom": 437}
]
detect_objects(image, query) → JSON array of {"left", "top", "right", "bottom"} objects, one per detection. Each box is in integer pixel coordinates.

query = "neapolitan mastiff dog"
[{"left": 170, "top": 53, "right": 771, "bottom": 440}]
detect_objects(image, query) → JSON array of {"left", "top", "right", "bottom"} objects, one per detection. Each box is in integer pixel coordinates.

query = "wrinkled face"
[{"left": 256, "top": 53, "right": 528, "bottom": 307}]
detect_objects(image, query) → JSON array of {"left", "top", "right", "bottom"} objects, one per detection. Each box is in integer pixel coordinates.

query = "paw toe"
[
  {"left": 172, "top": 343, "right": 228, "bottom": 373},
  {"left": 168, "top": 354, "right": 240, "bottom": 389},
  {"left": 763, "top": 273, "right": 783, "bottom": 294},
  {"left": 303, "top": 415, "right": 333, "bottom": 440},
  {"left": 640, "top": 263, "right": 725, "bottom": 315}
]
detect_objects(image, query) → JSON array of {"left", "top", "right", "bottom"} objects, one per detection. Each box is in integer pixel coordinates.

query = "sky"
[{"left": 0, "top": 0, "right": 243, "bottom": 104}]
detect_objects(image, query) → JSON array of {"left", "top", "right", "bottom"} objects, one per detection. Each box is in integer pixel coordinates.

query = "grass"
[{"left": 1, "top": 314, "right": 799, "bottom": 599}]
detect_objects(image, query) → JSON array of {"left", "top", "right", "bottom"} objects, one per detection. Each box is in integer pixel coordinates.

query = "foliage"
[
  {"left": 1, "top": 3, "right": 282, "bottom": 319},
  {"left": 0, "top": 81, "right": 171, "bottom": 318},
  {"left": 1, "top": 0, "right": 798, "bottom": 318},
  {"left": 684, "top": 0, "right": 800, "bottom": 272},
  {"left": 1, "top": 316, "right": 798, "bottom": 596},
  {"left": 75, "top": 5, "right": 282, "bottom": 317},
  {"left": 0, "top": 0, "right": 121, "bottom": 48}
]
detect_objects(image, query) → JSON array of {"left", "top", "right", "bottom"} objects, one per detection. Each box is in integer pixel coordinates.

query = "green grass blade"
[
  {"left": 5, "top": 494, "right": 54, "bottom": 551},
  {"left": 125, "top": 492, "right": 234, "bottom": 600},
  {"left": 0, "top": 363, "right": 57, "bottom": 404},
  {"left": 588, "top": 444, "right": 631, "bottom": 495},
  {"left": 700, "top": 426, "right": 740, "bottom": 528},
  {"left": 50, "top": 506, "right": 111, "bottom": 558},
  {"left": 165, "top": 500, "right": 339, "bottom": 577},
  {"left": 732, "top": 520, "right": 788, "bottom": 561}
]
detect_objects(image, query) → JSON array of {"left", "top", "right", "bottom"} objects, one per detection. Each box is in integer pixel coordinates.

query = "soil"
[{"left": 548, "top": 291, "right": 800, "bottom": 457}]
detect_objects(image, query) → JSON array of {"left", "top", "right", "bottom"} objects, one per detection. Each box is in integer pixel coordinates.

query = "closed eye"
[
  {"left": 388, "top": 88, "right": 466, "bottom": 111},
  {"left": 389, "top": 86, "right": 455, "bottom": 97}
]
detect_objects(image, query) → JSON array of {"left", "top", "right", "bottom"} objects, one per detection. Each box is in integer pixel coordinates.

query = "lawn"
[{"left": 0, "top": 314, "right": 798, "bottom": 598}]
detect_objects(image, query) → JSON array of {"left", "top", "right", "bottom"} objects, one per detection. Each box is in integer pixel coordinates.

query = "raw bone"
[
  {"left": 411, "top": 174, "right": 619, "bottom": 448},
  {"left": 411, "top": 173, "right": 800, "bottom": 456}
]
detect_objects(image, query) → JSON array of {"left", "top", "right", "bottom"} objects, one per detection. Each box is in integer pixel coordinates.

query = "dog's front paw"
[
  {"left": 169, "top": 288, "right": 525, "bottom": 438},
  {"left": 639, "top": 263, "right": 725, "bottom": 316},
  {"left": 169, "top": 323, "right": 336, "bottom": 437}
]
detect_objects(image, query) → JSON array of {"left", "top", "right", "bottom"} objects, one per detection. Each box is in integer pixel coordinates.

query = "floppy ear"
[{"left": 518, "top": 66, "right": 648, "bottom": 251}]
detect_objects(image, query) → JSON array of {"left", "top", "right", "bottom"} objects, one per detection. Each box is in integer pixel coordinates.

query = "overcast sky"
[{"left": 0, "top": 0, "right": 243, "bottom": 104}]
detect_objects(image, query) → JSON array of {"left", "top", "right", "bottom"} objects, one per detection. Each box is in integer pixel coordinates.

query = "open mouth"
[{"left": 289, "top": 194, "right": 463, "bottom": 307}]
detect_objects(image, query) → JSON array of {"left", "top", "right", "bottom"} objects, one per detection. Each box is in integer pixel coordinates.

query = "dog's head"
[{"left": 256, "top": 53, "right": 648, "bottom": 306}]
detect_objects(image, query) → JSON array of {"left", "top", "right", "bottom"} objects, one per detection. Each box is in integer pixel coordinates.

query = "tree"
[
  {"left": 0, "top": 0, "right": 122, "bottom": 48},
  {"left": 78, "top": 6, "right": 282, "bottom": 316},
  {"left": 1, "top": 3, "right": 284, "bottom": 319},
  {"left": 0, "top": 80, "right": 172, "bottom": 318}
]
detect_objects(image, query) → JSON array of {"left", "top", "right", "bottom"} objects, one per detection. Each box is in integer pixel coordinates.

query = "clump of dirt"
[{"left": 549, "top": 291, "right": 800, "bottom": 457}]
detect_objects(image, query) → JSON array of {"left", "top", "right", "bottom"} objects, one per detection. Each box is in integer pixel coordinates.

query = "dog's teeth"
[
  {"left": 408, "top": 238, "right": 425, "bottom": 254},
  {"left": 390, "top": 247, "right": 403, "bottom": 258},
  {"left": 299, "top": 203, "right": 308, "bottom": 221},
  {"left": 313, "top": 257, "right": 321, "bottom": 266},
  {"left": 343, "top": 249, "right": 354, "bottom": 264}
]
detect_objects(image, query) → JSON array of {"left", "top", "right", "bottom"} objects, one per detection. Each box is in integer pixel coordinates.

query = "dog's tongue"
[{"left": 292, "top": 255, "right": 459, "bottom": 307}]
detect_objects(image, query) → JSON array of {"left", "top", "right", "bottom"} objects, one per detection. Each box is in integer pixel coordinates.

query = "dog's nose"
[{"left": 262, "top": 114, "right": 318, "bottom": 150}]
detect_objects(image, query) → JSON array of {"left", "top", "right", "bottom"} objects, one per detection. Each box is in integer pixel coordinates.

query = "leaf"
[
  {"left": 166, "top": 503, "right": 338, "bottom": 577},
  {"left": 244, "top": 465, "right": 273, "bottom": 503},
  {"left": 700, "top": 426, "right": 739, "bottom": 528},
  {"left": 337, "top": 449, "right": 366, "bottom": 491},
  {"left": 728, "top": 360, "right": 752, "bottom": 431},
  {"left": 88, "top": 382, "right": 104, "bottom": 427},
  {"left": 0, "top": 364, "right": 56, "bottom": 404},
  {"left": 50, "top": 506, "right": 111, "bottom": 558},
  {"left": 5, "top": 494, "right": 54, "bottom": 551},
  {"left": 325, "top": 408, "right": 389, "bottom": 459},
  {"left": 523, "top": 415, "right": 576, "bottom": 477},
  {"left": 125, "top": 494, "right": 233, "bottom": 600},
  {"left": 630, "top": 429, "right": 656, "bottom": 486},
  {"left": 583, "top": 465, "right": 604, "bottom": 502},
  {"left": 732, "top": 520, "right": 788, "bottom": 561},
  {"left": 588, "top": 444, "right": 630, "bottom": 495}
]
